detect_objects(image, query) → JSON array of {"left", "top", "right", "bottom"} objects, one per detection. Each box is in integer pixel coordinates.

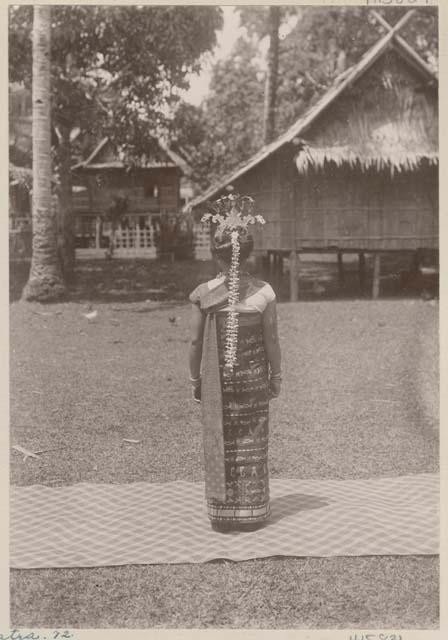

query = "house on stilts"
[
  {"left": 186, "top": 11, "right": 438, "bottom": 300},
  {"left": 72, "top": 137, "right": 194, "bottom": 258}
]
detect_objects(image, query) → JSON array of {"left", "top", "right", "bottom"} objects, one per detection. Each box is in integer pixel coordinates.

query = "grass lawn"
[{"left": 9, "top": 259, "right": 439, "bottom": 629}]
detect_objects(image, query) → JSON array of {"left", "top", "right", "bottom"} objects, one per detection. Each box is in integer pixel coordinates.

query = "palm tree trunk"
[
  {"left": 58, "top": 123, "right": 76, "bottom": 282},
  {"left": 23, "top": 5, "right": 66, "bottom": 302},
  {"left": 263, "top": 6, "right": 280, "bottom": 145}
]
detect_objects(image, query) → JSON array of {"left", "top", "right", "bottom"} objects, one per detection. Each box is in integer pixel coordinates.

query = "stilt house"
[
  {"left": 72, "top": 137, "right": 192, "bottom": 257},
  {"left": 187, "top": 11, "right": 438, "bottom": 299}
]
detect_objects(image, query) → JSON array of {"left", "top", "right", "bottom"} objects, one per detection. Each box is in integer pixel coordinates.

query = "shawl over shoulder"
[{"left": 189, "top": 276, "right": 274, "bottom": 314}]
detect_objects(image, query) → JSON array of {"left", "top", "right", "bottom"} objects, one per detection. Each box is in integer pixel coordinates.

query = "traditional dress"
[{"left": 189, "top": 273, "right": 276, "bottom": 529}]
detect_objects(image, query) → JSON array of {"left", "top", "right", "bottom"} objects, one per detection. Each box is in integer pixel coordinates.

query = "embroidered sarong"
[
  {"left": 207, "top": 313, "right": 270, "bottom": 525},
  {"left": 191, "top": 276, "right": 271, "bottom": 525}
]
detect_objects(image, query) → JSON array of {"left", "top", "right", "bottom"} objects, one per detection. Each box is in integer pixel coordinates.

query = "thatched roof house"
[
  {"left": 71, "top": 137, "right": 194, "bottom": 257},
  {"left": 187, "top": 11, "right": 438, "bottom": 298},
  {"left": 72, "top": 136, "right": 194, "bottom": 215}
]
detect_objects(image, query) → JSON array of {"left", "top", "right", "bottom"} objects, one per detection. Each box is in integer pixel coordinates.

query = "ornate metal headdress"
[{"left": 202, "top": 194, "right": 265, "bottom": 371}]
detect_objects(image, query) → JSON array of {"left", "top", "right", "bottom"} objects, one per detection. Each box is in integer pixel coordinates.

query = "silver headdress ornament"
[{"left": 202, "top": 194, "right": 265, "bottom": 371}]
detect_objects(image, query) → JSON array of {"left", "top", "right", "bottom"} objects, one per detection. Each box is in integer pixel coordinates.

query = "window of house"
[{"left": 144, "top": 183, "right": 159, "bottom": 199}]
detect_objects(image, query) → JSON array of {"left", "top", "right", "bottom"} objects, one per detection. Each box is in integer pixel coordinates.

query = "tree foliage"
[
  {"left": 171, "top": 37, "right": 265, "bottom": 188},
  {"left": 9, "top": 5, "right": 223, "bottom": 162}
]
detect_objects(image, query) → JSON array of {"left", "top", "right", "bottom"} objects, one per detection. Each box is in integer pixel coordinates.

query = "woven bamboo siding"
[
  {"left": 294, "top": 166, "right": 437, "bottom": 250},
  {"left": 230, "top": 160, "right": 277, "bottom": 251},
  {"left": 226, "top": 149, "right": 294, "bottom": 252},
  {"left": 231, "top": 159, "right": 437, "bottom": 252}
]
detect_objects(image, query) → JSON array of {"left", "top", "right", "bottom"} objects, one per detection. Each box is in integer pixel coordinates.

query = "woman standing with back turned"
[{"left": 189, "top": 194, "right": 282, "bottom": 532}]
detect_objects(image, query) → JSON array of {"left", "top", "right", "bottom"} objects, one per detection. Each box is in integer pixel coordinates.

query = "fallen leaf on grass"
[
  {"left": 83, "top": 310, "right": 98, "bottom": 321},
  {"left": 12, "top": 445, "right": 40, "bottom": 460},
  {"left": 33, "top": 447, "right": 66, "bottom": 454},
  {"left": 123, "top": 438, "right": 141, "bottom": 444},
  {"left": 31, "top": 310, "right": 63, "bottom": 317}
]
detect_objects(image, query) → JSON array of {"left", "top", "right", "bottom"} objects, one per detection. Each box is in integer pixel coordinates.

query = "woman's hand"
[
  {"left": 189, "top": 303, "right": 205, "bottom": 402},
  {"left": 190, "top": 377, "right": 201, "bottom": 403},
  {"left": 269, "top": 377, "right": 281, "bottom": 399},
  {"left": 262, "top": 299, "right": 282, "bottom": 398}
]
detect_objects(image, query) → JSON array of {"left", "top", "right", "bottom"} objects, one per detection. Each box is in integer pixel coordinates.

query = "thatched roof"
[
  {"left": 295, "top": 46, "right": 438, "bottom": 175},
  {"left": 72, "top": 137, "right": 189, "bottom": 172},
  {"left": 187, "top": 10, "right": 437, "bottom": 211},
  {"left": 296, "top": 146, "right": 438, "bottom": 175}
]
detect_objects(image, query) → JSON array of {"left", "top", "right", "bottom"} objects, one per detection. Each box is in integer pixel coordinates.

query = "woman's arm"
[
  {"left": 189, "top": 303, "right": 205, "bottom": 380},
  {"left": 262, "top": 299, "right": 282, "bottom": 397}
]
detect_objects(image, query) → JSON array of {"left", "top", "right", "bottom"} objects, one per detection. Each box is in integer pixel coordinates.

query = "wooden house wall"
[
  {"left": 294, "top": 164, "right": 437, "bottom": 251},
  {"left": 74, "top": 167, "right": 180, "bottom": 216},
  {"left": 229, "top": 148, "right": 295, "bottom": 253},
  {"left": 226, "top": 153, "right": 437, "bottom": 252}
]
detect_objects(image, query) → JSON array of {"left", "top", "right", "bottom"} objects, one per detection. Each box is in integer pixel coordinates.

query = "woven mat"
[{"left": 10, "top": 474, "right": 438, "bottom": 568}]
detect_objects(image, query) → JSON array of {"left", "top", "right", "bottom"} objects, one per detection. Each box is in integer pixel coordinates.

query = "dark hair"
[{"left": 211, "top": 229, "right": 254, "bottom": 265}]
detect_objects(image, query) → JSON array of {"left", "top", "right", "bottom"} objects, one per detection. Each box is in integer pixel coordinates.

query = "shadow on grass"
[
  {"left": 10, "top": 256, "right": 438, "bottom": 305},
  {"left": 9, "top": 258, "right": 216, "bottom": 305}
]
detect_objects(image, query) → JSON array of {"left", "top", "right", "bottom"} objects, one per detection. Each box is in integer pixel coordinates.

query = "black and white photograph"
[{"left": 7, "top": 1, "right": 440, "bottom": 634}]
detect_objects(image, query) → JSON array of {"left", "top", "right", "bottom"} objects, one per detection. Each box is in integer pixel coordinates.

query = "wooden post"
[
  {"left": 275, "top": 252, "right": 282, "bottom": 276},
  {"left": 262, "top": 253, "right": 270, "bottom": 279},
  {"left": 254, "top": 253, "right": 264, "bottom": 276},
  {"left": 372, "top": 253, "right": 381, "bottom": 299},
  {"left": 290, "top": 175, "right": 299, "bottom": 302},
  {"left": 273, "top": 252, "right": 282, "bottom": 289},
  {"left": 289, "top": 250, "right": 299, "bottom": 302},
  {"left": 271, "top": 252, "right": 276, "bottom": 283},
  {"left": 278, "top": 254, "right": 284, "bottom": 276},
  {"left": 411, "top": 249, "right": 420, "bottom": 275},
  {"left": 358, "top": 252, "right": 366, "bottom": 295},
  {"left": 95, "top": 216, "right": 101, "bottom": 250},
  {"left": 337, "top": 250, "right": 345, "bottom": 288}
]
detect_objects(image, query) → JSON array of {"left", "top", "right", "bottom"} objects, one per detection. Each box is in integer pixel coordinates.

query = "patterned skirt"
[{"left": 206, "top": 312, "right": 270, "bottom": 529}]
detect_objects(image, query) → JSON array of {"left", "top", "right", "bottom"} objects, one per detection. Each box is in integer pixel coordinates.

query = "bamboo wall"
[
  {"left": 293, "top": 164, "right": 437, "bottom": 251},
  {"left": 230, "top": 148, "right": 295, "bottom": 252},
  {"left": 228, "top": 155, "right": 437, "bottom": 252}
]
